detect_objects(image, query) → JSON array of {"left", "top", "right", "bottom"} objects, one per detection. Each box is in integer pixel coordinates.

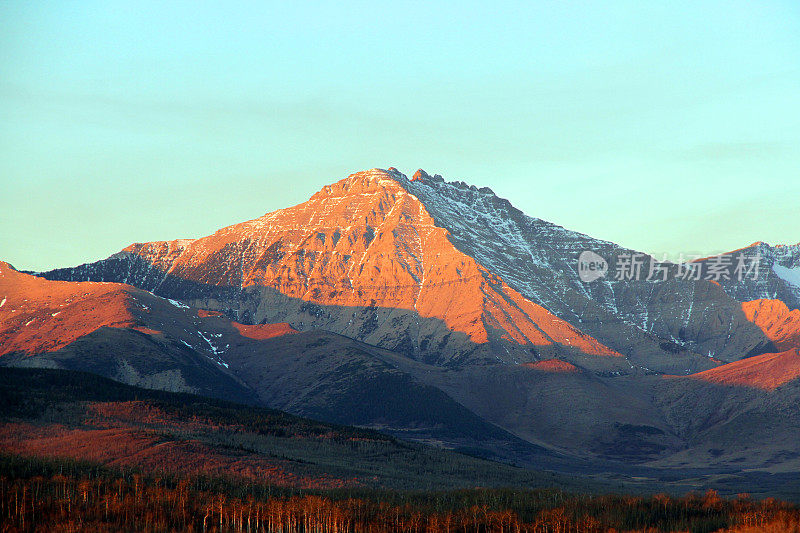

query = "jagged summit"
[
  {"left": 308, "top": 168, "right": 403, "bottom": 201},
  {"left": 324, "top": 167, "right": 491, "bottom": 194},
  {"left": 411, "top": 168, "right": 428, "bottom": 182},
  {"left": 410, "top": 168, "right": 445, "bottom": 183}
]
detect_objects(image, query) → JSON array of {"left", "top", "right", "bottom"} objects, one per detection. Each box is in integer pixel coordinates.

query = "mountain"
[
  {"left": 40, "top": 168, "right": 774, "bottom": 374},
  {"left": 0, "top": 261, "right": 552, "bottom": 462},
  {"left": 741, "top": 299, "right": 800, "bottom": 351},
  {"left": 685, "top": 348, "right": 800, "bottom": 391},
  {"left": 40, "top": 170, "right": 624, "bottom": 369},
  {"left": 0, "top": 260, "right": 252, "bottom": 401},
  {"left": 9, "top": 167, "right": 800, "bottom": 490},
  {"left": 652, "top": 355, "right": 800, "bottom": 474},
  {"left": 695, "top": 242, "right": 800, "bottom": 311}
]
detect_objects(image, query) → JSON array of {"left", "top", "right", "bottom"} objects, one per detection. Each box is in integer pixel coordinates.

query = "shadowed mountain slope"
[
  {"left": 0, "top": 367, "right": 591, "bottom": 491},
  {"left": 0, "top": 262, "right": 552, "bottom": 461},
  {"left": 651, "top": 359, "right": 800, "bottom": 474}
]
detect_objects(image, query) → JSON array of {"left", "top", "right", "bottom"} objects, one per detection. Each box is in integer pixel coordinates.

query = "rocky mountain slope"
[
  {"left": 741, "top": 299, "right": 800, "bottom": 351},
  {"left": 696, "top": 242, "right": 800, "bottom": 311},
  {"left": 7, "top": 167, "right": 800, "bottom": 483},
  {"left": 0, "top": 261, "right": 252, "bottom": 401},
  {"left": 40, "top": 168, "right": 776, "bottom": 375},
  {"left": 0, "top": 262, "right": 548, "bottom": 462}
]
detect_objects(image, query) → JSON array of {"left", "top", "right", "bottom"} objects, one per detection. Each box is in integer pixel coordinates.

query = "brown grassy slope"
[{"left": 0, "top": 367, "right": 600, "bottom": 492}]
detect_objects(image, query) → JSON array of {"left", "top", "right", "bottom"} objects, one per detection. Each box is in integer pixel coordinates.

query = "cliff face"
[
  {"left": 40, "top": 168, "right": 781, "bottom": 371},
  {"left": 742, "top": 298, "right": 800, "bottom": 351}
]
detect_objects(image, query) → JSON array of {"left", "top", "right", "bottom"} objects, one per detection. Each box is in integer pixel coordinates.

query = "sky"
[{"left": 1, "top": 1, "right": 799, "bottom": 271}]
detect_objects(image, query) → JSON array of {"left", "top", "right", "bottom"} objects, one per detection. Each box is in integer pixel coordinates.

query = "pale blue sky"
[{"left": 1, "top": 1, "right": 799, "bottom": 271}]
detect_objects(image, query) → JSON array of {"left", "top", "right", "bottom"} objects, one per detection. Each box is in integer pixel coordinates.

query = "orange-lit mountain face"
[
  {"left": 147, "top": 170, "right": 613, "bottom": 352},
  {"left": 0, "top": 261, "right": 296, "bottom": 359},
  {"left": 686, "top": 348, "right": 800, "bottom": 391},
  {"left": 0, "top": 262, "right": 289, "bottom": 402},
  {"left": 40, "top": 168, "right": 785, "bottom": 372},
  {"left": 0, "top": 261, "right": 136, "bottom": 356},
  {"left": 742, "top": 299, "right": 800, "bottom": 352},
  {"left": 43, "top": 169, "right": 626, "bottom": 366}
]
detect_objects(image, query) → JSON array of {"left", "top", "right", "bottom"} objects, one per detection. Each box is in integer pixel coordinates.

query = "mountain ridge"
[
  {"left": 9, "top": 166, "right": 800, "bottom": 477},
  {"left": 40, "top": 169, "right": 629, "bottom": 367},
  {"left": 39, "top": 168, "right": 788, "bottom": 375}
]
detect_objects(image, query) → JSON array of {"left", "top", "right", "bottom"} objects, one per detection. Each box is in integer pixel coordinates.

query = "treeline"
[
  {"left": 0, "top": 367, "right": 391, "bottom": 443},
  {"left": 2, "top": 455, "right": 799, "bottom": 532}
]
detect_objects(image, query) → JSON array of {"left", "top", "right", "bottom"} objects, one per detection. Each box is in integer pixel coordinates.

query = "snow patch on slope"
[
  {"left": 198, "top": 330, "right": 229, "bottom": 368},
  {"left": 773, "top": 264, "right": 800, "bottom": 289},
  {"left": 167, "top": 298, "right": 190, "bottom": 309}
]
